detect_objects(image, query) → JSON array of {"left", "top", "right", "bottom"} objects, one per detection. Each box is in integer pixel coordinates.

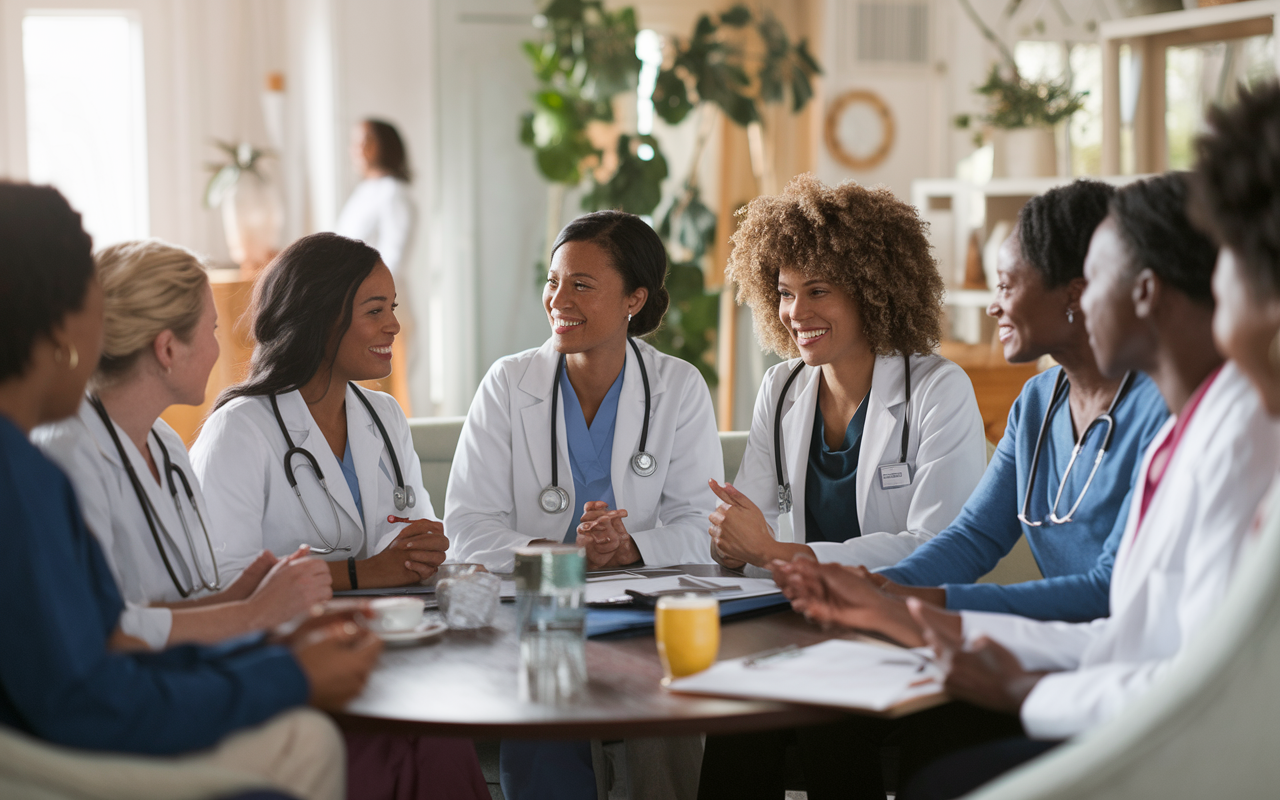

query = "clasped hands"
[
  {"left": 575, "top": 501, "right": 641, "bottom": 569},
  {"left": 772, "top": 557, "right": 1044, "bottom": 715}
]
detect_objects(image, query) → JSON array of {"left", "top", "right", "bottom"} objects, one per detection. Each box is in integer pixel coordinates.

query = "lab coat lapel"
[
  {"left": 610, "top": 340, "right": 666, "bottom": 511},
  {"left": 346, "top": 385, "right": 382, "bottom": 535},
  {"left": 518, "top": 341, "right": 569, "bottom": 495},
  {"left": 780, "top": 365, "right": 820, "bottom": 543},
  {"left": 280, "top": 390, "right": 364, "bottom": 532},
  {"left": 857, "top": 356, "right": 905, "bottom": 525}
]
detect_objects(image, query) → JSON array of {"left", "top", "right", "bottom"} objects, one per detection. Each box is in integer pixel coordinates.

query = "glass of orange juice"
[{"left": 655, "top": 593, "right": 720, "bottom": 685}]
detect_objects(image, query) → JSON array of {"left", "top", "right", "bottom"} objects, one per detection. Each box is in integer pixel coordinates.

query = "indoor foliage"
[{"left": 518, "top": 0, "right": 821, "bottom": 387}]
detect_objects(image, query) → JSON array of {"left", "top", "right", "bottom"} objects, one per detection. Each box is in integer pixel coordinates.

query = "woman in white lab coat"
[
  {"left": 447, "top": 211, "right": 723, "bottom": 574},
  {"left": 33, "top": 240, "right": 331, "bottom": 651},
  {"left": 446, "top": 210, "right": 722, "bottom": 800},
  {"left": 335, "top": 119, "right": 415, "bottom": 277},
  {"left": 192, "top": 232, "right": 447, "bottom": 591},
  {"left": 707, "top": 175, "right": 987, "bottom": 572}
]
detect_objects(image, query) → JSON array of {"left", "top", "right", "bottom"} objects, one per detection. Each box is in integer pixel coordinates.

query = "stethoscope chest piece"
[
  {"left": 393, "top": 484, "right": 416, "bottom": 512},
  {"left": 539, "top": 485, "right": 570, "bottom": 514},
  {"left": 631, "top": 450, "right": 656, "bottom": 477}
]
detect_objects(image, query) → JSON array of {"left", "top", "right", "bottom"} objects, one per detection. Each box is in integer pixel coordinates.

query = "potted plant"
[
  {"left": 953, "top": 0, "right": 1086, "bottom": 178},
  {"left": 204, "top": 141, "right": 283, "bottom": 279}
]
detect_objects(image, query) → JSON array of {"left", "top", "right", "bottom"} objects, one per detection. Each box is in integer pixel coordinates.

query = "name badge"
[{"left": 879, "top": 463, "right": 912, "bottom": 489}]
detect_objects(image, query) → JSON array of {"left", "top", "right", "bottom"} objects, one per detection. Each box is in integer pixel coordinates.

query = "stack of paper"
[
  {"left": 667, "top": 639, "right": 946, "bottom": 714},
  {"left": 585, "top": 575, "right": 781, "bottom": 605}
]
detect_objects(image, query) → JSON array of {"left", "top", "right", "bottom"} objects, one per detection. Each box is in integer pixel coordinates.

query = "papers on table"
[
  {"left": 584, "top": 575, "right": 782, "bottom": 606},
  {"left": 336, "top": 580, "right": 518, "bottom": 601},
  {"left": 667, "top": 639, "right": 946, "bottom": 715}
]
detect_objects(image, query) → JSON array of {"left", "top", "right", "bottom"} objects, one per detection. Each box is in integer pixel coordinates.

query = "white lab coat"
[
  {"left": 962, "top": 362, "right": 1280, "bottom": 740},
  {"left": 446, "top": 338, "right": 724, "bottom": 573},
  {"left": 731, "top": 354, "right": 987, "bottom": 568},
  {"left": 191, "top": 385, "right": 434, "bottom": 577},
  {"left": 334, "top": 176, "right": 416, "bottom": 275},
  {"left": 33, "top": 400, "right": 219, "bottom": 649}
]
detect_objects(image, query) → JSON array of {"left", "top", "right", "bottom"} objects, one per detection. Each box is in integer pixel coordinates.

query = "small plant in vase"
[
  {"left": 952, "top": 0, "right": 1086, "bottom": 178},
  {"left": 204, "top": 140, "right": 283, "bottom": 278}
]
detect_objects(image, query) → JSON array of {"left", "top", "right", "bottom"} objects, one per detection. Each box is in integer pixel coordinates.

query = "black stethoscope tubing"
[
  {"left": 89, "top": 395, "right": 221, "bottom": 597},
  {"left": 539, "top": 337, "right": 655, "bottom": 514},
  {"left": 1018, "top": 369, "right": 1135, "bottom": 527},
  {"left": 269, "top": 382, "right": 414, "bottom": 554},
  {"left": 773, "top": 353, "right": 912, "bottom": 514}
]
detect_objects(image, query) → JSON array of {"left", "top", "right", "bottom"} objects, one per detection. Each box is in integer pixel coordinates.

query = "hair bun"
[{"left": 629, "top": 286, "right": 669, "bottom": 336}]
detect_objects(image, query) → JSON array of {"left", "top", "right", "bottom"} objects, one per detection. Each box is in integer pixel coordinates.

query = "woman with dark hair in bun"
[
  {"left": 447, "top": 210, "right": 722, "bottom": 800},
  {"left": 448, "top": 210, "right": 722, "bottom": 573}
]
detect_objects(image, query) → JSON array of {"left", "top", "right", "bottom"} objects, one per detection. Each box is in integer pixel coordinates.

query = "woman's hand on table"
[
  {"left": 289, "top": 608, "right": 383, "bottom": 710},
  {"left": 576, "top": 502, "right": 641, "bottom": 569},
  {"left": 908, "top": 597, "right": 1043, "bottom": 714},
  {"left": 772, "top": 559, "right": 926, "bottom": 647},
  {"left": 358, "top": 519, "right": 449, "bottom": 587},
  {"left": 247, "top": 545, "right": 333, "bottom": 629},
  {"left": 216, "top": 550, "right": 279, "bottom": 602}
]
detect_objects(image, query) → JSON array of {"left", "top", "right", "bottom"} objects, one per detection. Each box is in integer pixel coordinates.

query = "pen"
[{"left": 743, "top": 644, "right": 803, "bottom": 668}]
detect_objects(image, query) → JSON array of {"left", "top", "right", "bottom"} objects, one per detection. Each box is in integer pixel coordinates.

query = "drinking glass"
[{"left": 655, "top": 593, "right": 720, "bottom": 684}]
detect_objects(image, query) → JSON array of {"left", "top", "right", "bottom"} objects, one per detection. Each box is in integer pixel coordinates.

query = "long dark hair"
[
  {"left": 215, "top": 233, "right": 381, "bottom": 409},
  {"left": 365, "top": 119, "right": 411, "bottom": 183},
  {"left": 550, "top": 211, "right": 670, "bottom": 337}
]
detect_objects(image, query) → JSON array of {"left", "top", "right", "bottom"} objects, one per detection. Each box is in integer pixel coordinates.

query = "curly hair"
[
  {"left": 726, "top": 174, "right": 944, "bottom": 358},
  {"left": 1191, "top": 81, "right": 1280, "bottom": 296}
]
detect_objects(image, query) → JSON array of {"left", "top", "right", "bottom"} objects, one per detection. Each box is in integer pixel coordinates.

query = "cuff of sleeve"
[{"left": 118, "top": 603, "right": 172, "bottom": 651}]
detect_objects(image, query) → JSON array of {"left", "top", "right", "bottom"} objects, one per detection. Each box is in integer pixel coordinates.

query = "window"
[
  {"left": 1015, "top": 41, "right": 1103, "bottom": 177},
  {"left": 22, "top": 12, "right": 149, "bottom": 245}
]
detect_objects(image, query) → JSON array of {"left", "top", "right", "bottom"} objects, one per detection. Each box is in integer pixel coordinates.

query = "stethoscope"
[
  {"left": 269, "top": 382, "right": 414, "bottom": 554},
  {"left": 1018, "top": 369, "right": 1136, "bottom": 527},
  {"left": 773, "top": 353, "right": 913, "bottom": 514},
  {"left": 88, "top": 395, "right": 222, "bottom": 598},
  {"left": 538, "top": 337, "right": 655, "bottom": 514}
]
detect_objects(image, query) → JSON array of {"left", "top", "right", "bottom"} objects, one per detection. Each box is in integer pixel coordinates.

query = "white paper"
[
  {"left": 584, "top": 575, "right": 781, "bottom": 605},
  {"left": 667, "top": 639, "right": 943, "bottom": 712}
]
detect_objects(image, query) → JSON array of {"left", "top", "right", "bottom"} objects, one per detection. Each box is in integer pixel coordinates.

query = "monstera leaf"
[{"left": 581, "top": 134, "right": 668, "bottom": 216}]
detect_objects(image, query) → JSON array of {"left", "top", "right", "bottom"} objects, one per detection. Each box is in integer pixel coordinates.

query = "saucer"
[{"left": 376, "top": 621, "right": 447, "bottom": 645}]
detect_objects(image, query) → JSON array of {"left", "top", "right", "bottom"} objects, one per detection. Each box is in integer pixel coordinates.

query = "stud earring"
[
  {"left": 628, "top": 313, "right": 633, "bottom": 322},
  {"left": 54, "top": 344, "right": 79, "bottom": 370},
  {"left": 1066, "top": 309, "right": 1075, "bottom": 324}
]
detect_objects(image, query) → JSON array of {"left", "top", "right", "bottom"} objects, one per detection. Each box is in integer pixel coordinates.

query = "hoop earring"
[
  {"left": 67, "top": 344, "right": 78, "bottom": 371},
  {"left": 1066, "top": 309, "right": 1075, "bottom": 324}
]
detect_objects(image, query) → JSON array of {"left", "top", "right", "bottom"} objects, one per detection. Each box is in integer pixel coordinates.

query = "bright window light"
[
  {"left": 636, "top": 29, "right": 662, "bottom": 136},
  {"left": 23, "top": 13, "right": 150, "bottom": 246}
]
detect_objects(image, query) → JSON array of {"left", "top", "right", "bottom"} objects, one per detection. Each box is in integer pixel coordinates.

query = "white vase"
[
  {"left": 991, "top": 127, "right": 1058, "bottom": 179},
  {"left": 220, "top": 170, "right": 283, "bottom": 278}
]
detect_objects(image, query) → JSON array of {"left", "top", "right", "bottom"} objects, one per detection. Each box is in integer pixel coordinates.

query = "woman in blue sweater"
[
  {"left": 0, "top": 183, "right": 380, "bottom": 800},
  {"left": 868, "top": 179, "right": 1171, "bottom": 623}
]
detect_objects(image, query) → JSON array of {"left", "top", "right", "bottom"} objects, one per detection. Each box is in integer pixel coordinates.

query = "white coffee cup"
[{"left": 368, "top": 597, "right": 424, "bottom": 633}]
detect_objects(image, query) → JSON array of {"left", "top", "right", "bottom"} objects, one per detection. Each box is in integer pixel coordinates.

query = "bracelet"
[{"left": 347, "top": 557, "right": 359, "bottom": 590}]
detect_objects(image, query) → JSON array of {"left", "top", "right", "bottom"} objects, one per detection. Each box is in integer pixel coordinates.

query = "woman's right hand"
[
  {"left": 216, "top": 550, "right": 279, "bottom": 602},
  {"left": 247, "top": 546, "right": 334, "bottom": 629},
  {"left": 289, "top": 616, "right": 383, "bottom": 711},
  {"left": 358, "top": 520, "right": 449, "bottom": 587}
]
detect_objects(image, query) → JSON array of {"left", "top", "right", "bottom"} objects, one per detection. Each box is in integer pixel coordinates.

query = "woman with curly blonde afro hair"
[{"left": 705, "top": 174, "right": 987, "bottom": 573}]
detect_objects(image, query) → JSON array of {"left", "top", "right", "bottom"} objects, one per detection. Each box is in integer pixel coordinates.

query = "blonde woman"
[{"left": 34, "top": 240, "right": 331, "bottom": 651}]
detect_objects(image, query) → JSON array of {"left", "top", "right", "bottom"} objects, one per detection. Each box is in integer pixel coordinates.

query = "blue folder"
[{"left": 585, "top": 593, "right": 791, "bottom": 639}]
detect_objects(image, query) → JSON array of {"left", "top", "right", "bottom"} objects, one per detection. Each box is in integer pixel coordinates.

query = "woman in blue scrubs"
[{"left": 0, "top": 183, "right": 379, "bottom": 800}]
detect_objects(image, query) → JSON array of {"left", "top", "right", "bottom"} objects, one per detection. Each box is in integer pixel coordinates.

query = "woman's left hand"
[
  {"left": 576, "top": 501, "right": 641, "bottom": 569},
  {"left": 908, "top": 597, "right": 1045, "bottom": 714}
]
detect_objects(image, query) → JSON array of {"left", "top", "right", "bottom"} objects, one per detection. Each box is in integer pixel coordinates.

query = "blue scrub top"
[
  {"left": 879, "top": 368, "right": 1171, "bottom": 621},
  {"left": 804, "top": 397, "right": 869, "bottom": 543},
  {"left": 340, "top": 439, "right": 364, "bottom": 523},
  {"left": 560, "top": 362, "right": 625, "bottom": 542},
  {"left": 0, "top": 414, "right": 306, "bottom": 755}
]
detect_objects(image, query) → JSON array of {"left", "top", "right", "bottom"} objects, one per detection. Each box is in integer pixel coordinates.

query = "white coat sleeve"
[
  {"left": 33, "top": 424, "right": 175, "bottom": 649},
  {"left": 729, "top": 367, "right": 787, "bottom": 535},
  {"left": 372, "top": 402, "right": 437, "bottom": 554},
  {"left": 961, "top": 610, "right": 1105, "bottom": 672},
  {"left": 627, "top": 372, "right": 724, "bottom": 566},
  {"left": 445, "top": 364, "right": 537, "bottom": 572},
  {"left": 808, "top": 363, "right": 987, "bottom": 569},
  {"left": 189, "top": 407, "right": 271, "bottom": 579}
]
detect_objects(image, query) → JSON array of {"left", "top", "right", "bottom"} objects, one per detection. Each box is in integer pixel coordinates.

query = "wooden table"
[{"left": 334, "top": 577, "right": 865, "bottom": 740}]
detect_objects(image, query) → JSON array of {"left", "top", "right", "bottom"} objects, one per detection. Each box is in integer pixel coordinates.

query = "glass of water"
[{"left": 513, "top": 545, "right": 587, "bottom": 704}]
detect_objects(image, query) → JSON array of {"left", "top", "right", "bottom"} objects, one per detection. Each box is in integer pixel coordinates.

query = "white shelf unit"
[
  {"left": 912, "top": 176, "right": 1144, "bottom": 343},
  {"left": 1100, "top": 1, "right": 1280, "bottom": 174}
]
